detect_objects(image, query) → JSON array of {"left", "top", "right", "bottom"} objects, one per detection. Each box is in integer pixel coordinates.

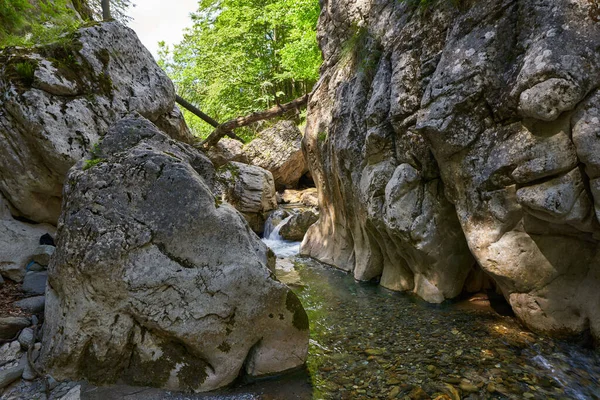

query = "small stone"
[
  {"left": 17, "top": 327, "right": 34, "bottom": 350},
  {"left": 47, "top": 375, "right": 59, "bottom": 390},
  {"left": 32, "top": 245, "right": 55, "bottom": 267},
  {"left": 487, "top": 383, "right": 496, "bottom": 393},
  {"left": 27, "top": 262, "right": 46, "bottom": 272},
  {"left": 0, "top": 316, "right": 30, "bottom": 340},
  {"left": 523, "top": 393, "right": 535, "bottom": 399},
  {"left": 14, "top": 295, "right": 46, "bottom": 314},
  {"left": 21, "top": 345, "right": 41, "bottom": 381},
  {"left": 409, "top": 386, "right": 430, "bottom": 400},
  {"left": 459, "top": 380, "right": 479, "bottom": 393},
  {"left": 365, "top": 348, "right": 386, "bottom": 356},
  {"left": 0, "top": 340, "right": 22, "bottom": 363},
  {"left": 22, "top": 271, "right": 47, "bottom": 295},
  {"left": 389, "top": 386, "right": 400, "bottom": 398},
  {"left": 0, "top": 365, "right": 25, "bottom": 388}
]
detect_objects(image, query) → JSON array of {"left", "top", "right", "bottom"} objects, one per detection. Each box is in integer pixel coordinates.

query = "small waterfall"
[
  {"left": 267, "top": 214, "right": 293, "bottom": 240},
  {"left": 262, "top": 212, "right": 301, "bottom": 258},
  {"left": 263, "top": 209, "right": 289, "bottom": 239}
]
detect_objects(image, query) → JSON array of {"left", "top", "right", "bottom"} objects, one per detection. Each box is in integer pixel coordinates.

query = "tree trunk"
[
  {"left": 201, "top": 94, "right": 308, "bottom": 149},
  {"left": 175, "top": 95, "right": 244, "bottom": 143},
  {"left": 101, "top": 0, "right": 111, "bottom": 20}
]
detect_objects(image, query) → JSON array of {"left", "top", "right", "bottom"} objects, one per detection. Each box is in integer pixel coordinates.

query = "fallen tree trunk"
[
  {"left": 201, "top": 94, "right": 309, "bottom": 149},
  {"left": 175, "top": 95, "right": 244, "bottom": 143}
]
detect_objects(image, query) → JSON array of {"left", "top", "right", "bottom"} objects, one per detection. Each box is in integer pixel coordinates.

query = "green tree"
[{"left": 159, "top": 0, "right": 321, "bottom": 138}]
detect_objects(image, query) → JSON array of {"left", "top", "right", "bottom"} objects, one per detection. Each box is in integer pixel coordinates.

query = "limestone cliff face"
[{"left": 301, "top": 0, "right": 600, "bottom": 339}]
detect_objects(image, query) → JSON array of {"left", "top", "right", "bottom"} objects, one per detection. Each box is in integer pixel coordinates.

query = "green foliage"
[
  {"left": 13, "top": 60, "right": 36, "bottom": 85},
  {"left": 0, "top": 0, "right": 133, "bottom": 49},
  {"left": 0, "top": 0, "right": 82, "bottom": 48},
  {"left": 340, "top": 23, "right": 381, "bottom": 77},
  {"left": 159, "top": 0, "right": 322, "bottom": 138},
  {"left": 82, "top": 158, "right": 105, "bottom": 170}
]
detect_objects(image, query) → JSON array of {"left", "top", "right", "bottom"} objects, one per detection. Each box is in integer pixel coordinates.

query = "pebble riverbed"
[{"left": 291, "top": 256, "right": 600, "bottom": 400}]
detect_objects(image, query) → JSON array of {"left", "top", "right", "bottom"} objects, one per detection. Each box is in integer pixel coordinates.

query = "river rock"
[
  {"left": 14, "top": 296, "right": 46, "bottom": 314},
  {"left": 32, "top": 245, "right": 55, "bottom": 267},
  {"left": 243, "top": 120, "right": 307, "bottom": 189},
  {"left": 301, "top": 0, "right": 600, "bottom": 337},
  {"left": 0, "top": 317, "right": 30, "bottom": 341},
  {"left": 0, "top": 219, "right": 56, "bottom": 283},
  {"left": 41, "top": 115, "right": 309, "bottom": 392},
  {"left": 22, "top": 271, "right": 47, "bottom": 296},
  {"left": 206, "top": 138, "right": 248, "bottom": 168},
  {"left": 17, "top": 327, "right": 34, "bottom": 350},
  {"left": 279, "top": 209, "right": 319, "bottom": 242},
  {"left": 217, "top": 162, "right": 278, "bottom": 235},
  {"left": 0, "top": 365, "right": 24, "bottom": 389},
  {"left": 0, "top": 21, "right": 194, "bottom": 225},
  {"left": 0, "top": 341, "right": 22, "bottom": 364}
]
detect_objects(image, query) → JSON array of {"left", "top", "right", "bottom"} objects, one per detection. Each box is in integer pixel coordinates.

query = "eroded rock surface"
[
  {"left": 0, "top": 21, "right": 193, "bottom": 224},
  {"left": 0, "top": 196, "right": 55, "bottom": 282},
  {"left": 302, "top": 0, "right": 600, "bottom": 337},
  {"left": 217, "top": 162, "right": 278, "bottom": 235},
  {"left": 41, "top": 116, "right": 308, "bottom": 392},
  {"left": 243, "top": 121, "right": 307, "bottom": 189}
]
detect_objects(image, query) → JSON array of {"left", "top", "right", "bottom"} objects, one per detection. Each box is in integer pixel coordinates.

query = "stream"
[
  {"left": 77, "top": 215, "right": 600, "bottom": 399},
  {"left": 256, "top": 215, "right": 600, "bottom": 399}
]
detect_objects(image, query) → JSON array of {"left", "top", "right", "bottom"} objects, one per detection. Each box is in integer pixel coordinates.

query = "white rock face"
[
  {"left": 41, "top": 116, "right": 308, "bottom": 392},
  {"left": 0, "top": 21, "right": 194, "bottom": 224},
  {"left": 243, "top": 121, "right": 307, "bottom": 189},
  {"left": 0, "top": 195, "right": 55, "bottom": 282},
  {"left": 302, "top": 0, "right": 600, "bottom": 339},
  {"left": 217, "top": 162, "right": 278, "bottom": 234}
]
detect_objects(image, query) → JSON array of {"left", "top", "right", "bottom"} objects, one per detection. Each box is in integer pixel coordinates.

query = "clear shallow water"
[{"left": 291, "top": 257, "right": 600, "bottom": 399}]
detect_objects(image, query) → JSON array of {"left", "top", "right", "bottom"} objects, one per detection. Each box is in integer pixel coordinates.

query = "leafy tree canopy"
[{"left": 159, "top": 0, "right": 322, "bottom": 139}]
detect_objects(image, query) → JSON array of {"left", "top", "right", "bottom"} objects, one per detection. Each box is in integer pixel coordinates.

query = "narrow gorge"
[{"left": 0, "top": 0, "right": 598, "bottom": 399}]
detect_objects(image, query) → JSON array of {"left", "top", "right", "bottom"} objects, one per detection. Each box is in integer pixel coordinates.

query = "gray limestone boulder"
[
  {"left": 0, "top": 317, "right": 30, "bottom": 340},
  {"left": 41, "top": 115, "right": 308, "bottom": 392},
  {"left": 0, "top": 21, "right": 194, "bottom": 225},
  {"left": 243, "top": 121, "right": 307, "bottom": 189},
  {"left": 279, "top": 209, "right": 319, "bottom": 242},
  {"left": 206, "top": 138, "right": 248, "bottom": 168},
  {"left": 302, "top": 0, "right": 600, "bottom": 338},
  {"left": 217, "top": 162, "right": 278, "bottom": 235}
]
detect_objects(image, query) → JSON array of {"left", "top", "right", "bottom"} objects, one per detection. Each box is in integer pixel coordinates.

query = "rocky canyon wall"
[{"left": 301, "top": 0, "right": 600, "bottom": 339}]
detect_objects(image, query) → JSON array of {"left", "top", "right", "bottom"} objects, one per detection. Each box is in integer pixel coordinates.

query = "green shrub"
[{"left": 13, "top": 60, "right": 36, "bottom": 85}]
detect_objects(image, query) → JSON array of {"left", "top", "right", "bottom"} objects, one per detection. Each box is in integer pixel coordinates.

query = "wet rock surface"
[
  {"left": 294, "top": 258, "right": 600, "bottom": 400},
  {"left": 302, "top": 0, "right": 600, "bottom": 338},
  {"left": 40, "top": 115, "right": 308, "bottom": 392}
]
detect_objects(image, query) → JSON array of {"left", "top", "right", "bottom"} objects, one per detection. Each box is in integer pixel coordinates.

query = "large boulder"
[
  {"left": 206, "top": 138, "right": 248, "bottom": 168},
  {"left": 243, "top": 121, "right": 307, "bottom": 189},
  {"left": 40, "top": 116, "right": 309, "bottom": 392},
  {"left": 302, "top": 0, "right": 600, "bottom": 337},
  {"left": 0, "top": 21, "right": 194, "bottom": 225},
  {"left": 217, "top": 162, "right": 278, "bottom": 235},
  {"left": 279, "top": 209, "right": 319, "bottom": 242}
]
